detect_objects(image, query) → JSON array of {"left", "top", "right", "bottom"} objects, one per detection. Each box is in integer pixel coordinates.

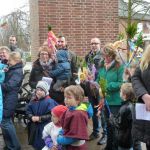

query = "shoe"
[
  {"left": 97, "top": 135, "right": 107, "bottom": 145},
  {"left": 88, "top": 133, "right": 100, "bottom": 141},
  {"left": 3, "top": 147, "right": 8, "bottom": 150}
]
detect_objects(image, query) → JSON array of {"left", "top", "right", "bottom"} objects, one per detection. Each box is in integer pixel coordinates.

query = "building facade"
[{"left": 29, "top": 0, "right": 119, "bottom": 60}]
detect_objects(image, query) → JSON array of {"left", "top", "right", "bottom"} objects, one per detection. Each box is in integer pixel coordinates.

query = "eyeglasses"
[
  {"left": 90, "top": 43, "right": 100, "bottom": 45},
  {"left": 40, "top": 53, "right": 48, "bottom": 56}
]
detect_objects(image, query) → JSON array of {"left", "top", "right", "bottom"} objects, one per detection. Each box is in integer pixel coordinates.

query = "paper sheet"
[
  {"left": 42, "top": 77, "right": 53, "bottom": 89},
  {"left": 136, "top": 103, "right": 150, "bottom": 121}
]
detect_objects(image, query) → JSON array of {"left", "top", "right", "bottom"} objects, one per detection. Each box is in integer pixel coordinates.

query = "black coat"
[
  {"left": 117, "top": 101, "right": 133, "bottom": 148},
  {"left": 2, "top": 62, "right": 23, "bottom": 118},
  {"left": 131, "top": 66, "right": 150, "bottom": 144},
  {"left": 29, "top": 59, "right": 52, "bottom": 89}
]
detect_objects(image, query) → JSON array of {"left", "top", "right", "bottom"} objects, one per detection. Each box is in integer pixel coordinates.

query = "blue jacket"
[
  {"left": 0, "top": 63, "right": 7, "bottom": 122},
  {"left": 49, "top": 50, "right": 71, "bottom": 80},
  {"left": 2, "top": 62, "right": 23, "bottom": 118},
  {"left": 26, "top": 96, "right": 58, "bottom": 149}
]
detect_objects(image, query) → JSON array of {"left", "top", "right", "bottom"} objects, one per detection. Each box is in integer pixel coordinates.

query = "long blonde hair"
[{"left": 140, "top": 45, "right": 150, "bottom": 72}]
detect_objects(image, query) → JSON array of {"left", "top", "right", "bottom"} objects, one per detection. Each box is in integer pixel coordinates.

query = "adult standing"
[
  {"left": 1, "top": 52, "right": 23, "bottom": 150},
  {"left": 131, "top": 45, "right": 150, "bottom": 150},
  {"left": 0, "top": 46, "right": 10, "bottom": 64},
  {"left": 29, "top": 46, "right": 54, "bottom": 89},
  {"left": 84, "top": 38, "right": 107, "bottom": 144},
  {"left": 57, "top": 36, "right": 78, "bottom": 84},
  {"left": 85, "top": 38, "right": 103, "bottom": 75},
  {"left": 9, "top": 35, "right": 23, "bottom": 57},
  {"left": 96, "top": 44, "right": 124, "bottom": 150}
]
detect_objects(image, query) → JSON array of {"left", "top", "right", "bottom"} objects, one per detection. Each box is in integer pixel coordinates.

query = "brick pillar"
[
  {"left": 30, "top": 0, "right": 119, "bottom": 59},
  {"left": 29, "top": 0, "right": 40, "bottom": 61}
]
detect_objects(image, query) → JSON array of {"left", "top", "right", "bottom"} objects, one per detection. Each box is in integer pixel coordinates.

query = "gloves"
[{"left": 44, "top": 136, "right": 53, "bottom": 148}]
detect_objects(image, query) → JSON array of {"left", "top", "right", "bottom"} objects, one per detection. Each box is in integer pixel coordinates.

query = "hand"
[
  {"left": 51, "top": 145, "right": 58, "bottom": 150},
  {"left": 32, "top": 116, "right": 40, "bottom": 122},
  {"left": 142, "top": 94, "right": 150, "bottom": 111}
]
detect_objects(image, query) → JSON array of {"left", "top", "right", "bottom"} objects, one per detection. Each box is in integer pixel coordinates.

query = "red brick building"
[{"left": 29, "top": 0, "right": 119, "bottom": 60}]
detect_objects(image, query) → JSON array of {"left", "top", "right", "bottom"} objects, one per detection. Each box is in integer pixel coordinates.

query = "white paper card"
[
  {"left": 42, "top": 77, "right": 53, "bottom": 89},
  {"left": 136, "top": 103, "right": 150, "bottom": 121}
]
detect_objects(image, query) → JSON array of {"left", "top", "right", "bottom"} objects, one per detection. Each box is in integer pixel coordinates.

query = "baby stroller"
[{"left": 15, "top": 71, "right": 33, "bottom": 125}]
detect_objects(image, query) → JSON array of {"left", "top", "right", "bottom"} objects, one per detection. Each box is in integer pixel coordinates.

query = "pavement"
[{"left": 0, "top": 119, "right": 146, "bottom": 150}]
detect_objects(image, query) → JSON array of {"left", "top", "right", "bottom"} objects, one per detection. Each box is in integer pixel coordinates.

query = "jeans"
[
  {"left": 92, "top": 106, "right": 101, "bottom": 135},
  {"left": 92, "top": 104, "right": 107, "bottom": 136},
  {"left": 100, "top": 108, "right": 107, "bottom": 135},
  {"left": 1, "top": 117, "right": 21, "bottom": 150},
  {"left": 118, "top": 146, "right": 133, "bottom": 150}
]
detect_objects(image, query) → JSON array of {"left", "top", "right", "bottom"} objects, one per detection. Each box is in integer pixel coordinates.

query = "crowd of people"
[{"left": 0, "top": 35, "right": 150, "bottom": 150}]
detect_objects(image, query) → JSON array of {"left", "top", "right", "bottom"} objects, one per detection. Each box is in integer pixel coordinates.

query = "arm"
[
  {"left": 26, "top": 103, "right": 33, "bottom": 121},
  {"left": 2, "top": 71, "right": 23, "bottom": 92},
  {"left": 29, "top": 67, "right": 37, "bottom": 89},
  {"left": 40, "top": 114, "right": 51, "bottom": 122},
  {"left": 107, "top": 65, "right": 124, "bottom": 92},
  {"left": 57, "top": 136, "right": 78, "bottom": 145},
  {"left": 131, "top": 67, "right": 148, "bottom": 101},
  {"left": 49, "top": 65, "right": 65, "bottom": 77}
]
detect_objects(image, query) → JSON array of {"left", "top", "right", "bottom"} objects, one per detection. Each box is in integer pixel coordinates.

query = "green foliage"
[
  {"left": 118, "top": 32, "right": 125, "bottom": 40},
  {"left": 135, "top": 32, "right": 144, "bottom": 47},
  {"left": 99, "top": 78, "right": 108, "bottom": 98},
  {"left": 48, "top": 24, "right": 52, "bottom": 31},
  {"left": 125, "top": 22, "right": 137, "bottom": 39},
  {"left": 77, "top": 56, "right": 87, "bottom": 68}
]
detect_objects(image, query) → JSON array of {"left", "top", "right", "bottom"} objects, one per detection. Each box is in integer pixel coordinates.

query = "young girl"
[
  {"left": 42, "top": 105, "right": 68, "bottom": 150},
  {"left": 26, "top": 80, "right": 58, "bottom": 150},
  {"left": 57, "top": 85, "right": 92, "bottom": 150}
]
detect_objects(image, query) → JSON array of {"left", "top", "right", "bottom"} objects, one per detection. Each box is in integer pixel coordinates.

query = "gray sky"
[{"left": 0, "top": 0, "right": 28, "bottom": 17}]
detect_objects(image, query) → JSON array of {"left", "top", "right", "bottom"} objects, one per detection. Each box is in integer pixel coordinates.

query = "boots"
[{"left": 97, "top": 134, "right": 107, "bottom": 145}]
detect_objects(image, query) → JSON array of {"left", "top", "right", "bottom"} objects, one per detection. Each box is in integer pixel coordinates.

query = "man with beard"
[{"left": 9, "top": 35, "right": 23, "bottom": 57}]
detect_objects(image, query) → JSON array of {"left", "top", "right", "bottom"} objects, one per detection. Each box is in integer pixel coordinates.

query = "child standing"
[
  {"left": 57, "top": 85, "right": 92, "bottom": 150},
  {"left": 117, "top": 83, "right": 134, "bottom": 150},
  {"left": 42, "top": 105, "right": 68, "bottom": 150},
  {"left": 26, "top": 80, "right": 58, "bottom": 150}
]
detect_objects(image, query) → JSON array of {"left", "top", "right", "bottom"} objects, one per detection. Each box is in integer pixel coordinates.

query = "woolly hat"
[
  {"left": 52, "top": 105, "right": 68, "bottom": 118},
  {"left": 36, "top": 81, "right": 49, "bottom": 95}
]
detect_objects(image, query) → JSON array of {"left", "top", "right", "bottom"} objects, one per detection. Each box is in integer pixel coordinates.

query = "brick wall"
[{"left": 30, "top": 0, "right": 119, "bottom": 60}]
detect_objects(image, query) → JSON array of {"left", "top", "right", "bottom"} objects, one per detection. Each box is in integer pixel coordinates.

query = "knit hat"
[
  {"left": 36, "top": 81, "right": 49, "bottom": 95},
  {"left": 52, "top": 105, "right": 68, "bottom": 118}
]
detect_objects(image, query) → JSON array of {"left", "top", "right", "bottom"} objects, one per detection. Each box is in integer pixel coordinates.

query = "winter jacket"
[
  {"left": 117, "top": 101, "right": 133, "bottom": 148},
  {"left": 131, "top": 66, "right": 150, "bottom": 144},
  {"left": 26, "top": 96, "right": 58, "bottom": 149},
  {"left": 0, "top": 63, "right": 7, "bottom": 122},
  {"left": 1, "top": 62, "right": 23, "bottom": 118},
  {"left": 49, "top": 50, "right": 71, "bottom": 80},
  {"left": 58, "top": 48, "right": 78, "bottom": 83},
  {"left": 29, "top": 59, "right": 53, "bottom": 89},
  {"left": 96, "top": 61, "right": 124, "bottom": 106},
  {"left": 85, "top": 50, "right": 103, "bottom": 71}
]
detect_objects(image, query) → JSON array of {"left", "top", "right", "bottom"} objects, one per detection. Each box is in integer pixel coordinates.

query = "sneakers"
[
  {"left": 88, "top": 133, "right": 100, "bottom": 141},
  {"left": 97, "top": 134, "right": 107, "bottom": 145}
]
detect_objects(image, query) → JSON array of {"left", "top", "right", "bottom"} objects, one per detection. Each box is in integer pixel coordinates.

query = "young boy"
[
  {"left": 111, "top": 83, "right": 134, "bottom": 150},
  {"left": 26, "top": 80, "right": 58, "bottom": 150},
  {"left": 49, "top": 49, "right": 71, "bottom": 92},
  {"left": 57, "top": 85, "right": 92, "bottom": 150}
]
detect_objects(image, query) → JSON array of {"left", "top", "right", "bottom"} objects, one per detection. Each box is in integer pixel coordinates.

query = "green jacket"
[{"left": 96, "top": 62, "right": 124, "bottom": 106}]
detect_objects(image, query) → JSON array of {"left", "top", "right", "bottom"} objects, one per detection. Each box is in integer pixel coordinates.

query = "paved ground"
[
  {"left": 0, "top": 119, "right": 146, "bottom": 150},
  {"left": 0, "top": 119, "right": 105, "bottom": 150}
]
